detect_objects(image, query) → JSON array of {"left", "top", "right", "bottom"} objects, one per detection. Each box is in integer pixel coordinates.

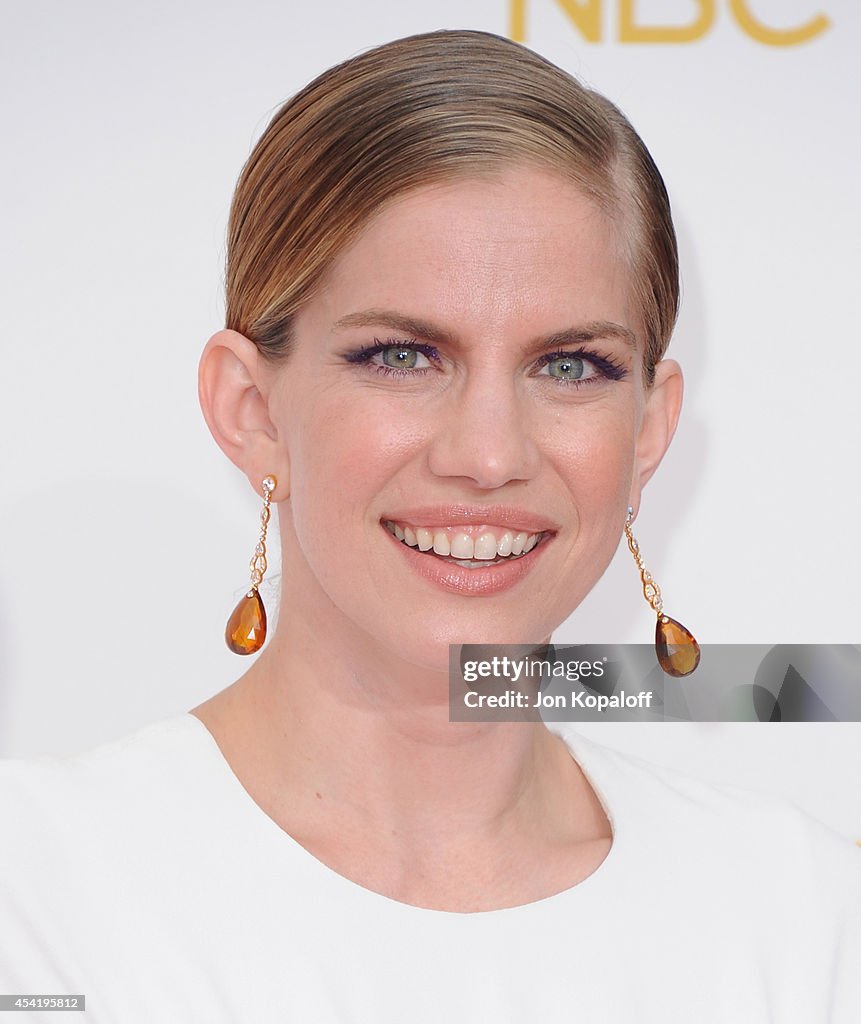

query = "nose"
[{"left": 426, "top": 372, "right": 542, "bottom": 489}]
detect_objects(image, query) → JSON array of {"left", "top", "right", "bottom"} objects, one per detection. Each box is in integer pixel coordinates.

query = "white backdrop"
[{"left": 1, "top": 2, "right": 859, "bottom": 836}]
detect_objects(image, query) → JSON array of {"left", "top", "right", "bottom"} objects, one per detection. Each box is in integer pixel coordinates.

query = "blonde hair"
[{"left": 226, "top": 29, "right": 678, "bottom": 384}]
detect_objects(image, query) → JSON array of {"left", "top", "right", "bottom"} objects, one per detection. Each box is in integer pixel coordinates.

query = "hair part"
[{"left": 225, "top": 29, "right": 679, "bottom": 385}]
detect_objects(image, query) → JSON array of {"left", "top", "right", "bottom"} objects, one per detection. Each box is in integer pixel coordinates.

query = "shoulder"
[
  {"left": 554, "top": 724, "right": 861, "bottom": 910},
  {"left": 0, "top": 713, "right": 236, "bottom": 942},
  {"left": 0, "top": 713, "right": 203, "bottom": 788},
  {"left": 0, "top": 714, "right": 242, "bottom": 993},
  {"left": 557, "top": 729, "right": 861, "bottom": 1017},
  {"left": 0, "top": 714, "right": 213, "bottom": 848}
]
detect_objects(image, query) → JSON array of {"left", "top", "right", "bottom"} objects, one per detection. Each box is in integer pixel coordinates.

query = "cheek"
[
  {"left": 546, "top": 408, "right": 638, "bottom": 571},
  {"left": 550, "top": 407, "right": 637, "bottom": 503},
  {"left": 538, "top": 413, "right": 638, "bottom": 615},
  {"left": 286, "top": 394, "right": 419, "bottom": 536}
]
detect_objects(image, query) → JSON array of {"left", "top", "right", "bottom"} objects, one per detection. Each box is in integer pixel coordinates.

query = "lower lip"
[{"left": 382, "top": 525, "right": 549, "bottom": 596}]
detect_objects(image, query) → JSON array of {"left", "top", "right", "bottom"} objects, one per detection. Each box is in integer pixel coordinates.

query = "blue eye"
[
  {"left": 379, "top": 346, "right": 430, "bottom": 370},
  {"left": 538, "top": 354, "right": 599, "bottom": 382},
  {"left": 545, "top": 355, "right": 588, "bottom": 380},
  {"left": 535, "top": 349, "right": 626, "bottom": 386},
  {"left": 343, "top": 338, "right": 438, "bottom": 376},
  {"left": 343, "top": 339, "right": 626, "bottom": 386}
]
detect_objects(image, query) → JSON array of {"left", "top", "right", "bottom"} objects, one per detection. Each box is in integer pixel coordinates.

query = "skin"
[{"left": 193, "top": 166, "right": 683, "bottom": 912}]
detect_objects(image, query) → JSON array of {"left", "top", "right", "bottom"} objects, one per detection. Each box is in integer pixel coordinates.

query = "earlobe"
[
  {"left": 197, "top": 329, "right": 289, "bottom": 496},
  {"left": 628, "top": 358, "right": 684, "bottom": 509}
]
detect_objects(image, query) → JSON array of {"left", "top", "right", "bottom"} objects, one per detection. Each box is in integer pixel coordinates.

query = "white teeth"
[
  {"left": 416, "top": 527, "right": 434, "bottom": 551},
  {"left": 473, "top": 532, "right": 498, "bottom": 560},
  {"left": 432, "top": 532, "right": 451, "bottom": 556},
  {"left": 385, "top": 520, "right": 544, "bottom": 562},
  {"left": 450, "top": 533, "right": 474, "bottom": 559}
]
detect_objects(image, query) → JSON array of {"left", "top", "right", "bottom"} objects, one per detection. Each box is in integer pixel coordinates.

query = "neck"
[
  {"left": 229, "top": 595, "right": 572, "bottom": 835},
  {"left": 192, "top": 573, "right": 614, "bottom": 910}
]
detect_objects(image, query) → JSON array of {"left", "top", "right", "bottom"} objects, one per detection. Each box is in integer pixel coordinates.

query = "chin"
[{"left": 365, "top": 608, "right": 565, "bottom": 677}]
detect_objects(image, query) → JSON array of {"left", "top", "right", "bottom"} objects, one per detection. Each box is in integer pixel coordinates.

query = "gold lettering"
[
  {"left": 619, "top": 0, "right": 715, "bottom": 42},
  {"left": 510, "top": 0, "right": 602, "bottom": 42},
  {"left": 555, "top": 0, "right": 602, "bottom": 41},
  {"left": 729, "top": 0, "right": 829, "bottom": 47},
  {"left": 510, "top": 0, "right": 527, "bottom": 41},
  {"left": 510, "top": 0, "right": 830, "bottom": 46}
]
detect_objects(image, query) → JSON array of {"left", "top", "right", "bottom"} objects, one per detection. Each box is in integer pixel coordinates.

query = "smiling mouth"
[{"left": 382, "top": 520, "right": 548, "bottom": 567}]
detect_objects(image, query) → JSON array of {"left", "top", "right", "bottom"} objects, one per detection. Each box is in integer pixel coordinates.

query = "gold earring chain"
[
  {"left": 624, "top": 508, "right": 664, "bottom": 616},
  {"left": 248, "top": 475, "right": 276, "bottom": 593}
]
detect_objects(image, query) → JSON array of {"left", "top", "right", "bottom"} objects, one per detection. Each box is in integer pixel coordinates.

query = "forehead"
[{"left": 303, "top": 167, "right": 637, "bottom": 346}]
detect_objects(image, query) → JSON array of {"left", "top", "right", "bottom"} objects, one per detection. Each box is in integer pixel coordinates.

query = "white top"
[{"left": 0, "top": 713, "right": 858, "bottom": 1023}]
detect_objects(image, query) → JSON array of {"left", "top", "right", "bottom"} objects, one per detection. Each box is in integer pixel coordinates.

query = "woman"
[{"left": 1, "top": 29, "right": 858, "bottom": 1022}]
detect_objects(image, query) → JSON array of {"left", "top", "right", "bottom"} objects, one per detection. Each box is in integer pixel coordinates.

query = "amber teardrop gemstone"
[
  {"left": 655, "top": 614, "right": 700, "bottom": 677},
  {"left": 225, "top": 589, "right": 267, "bottom": 655}
]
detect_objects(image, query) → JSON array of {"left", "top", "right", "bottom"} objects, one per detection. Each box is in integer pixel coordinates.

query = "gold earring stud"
[
  {"left": 225, "top": 475, "right": 277, "bottom": 655},
  {"left": 625, "top": 506, "right": 700, "bottom": 677}
]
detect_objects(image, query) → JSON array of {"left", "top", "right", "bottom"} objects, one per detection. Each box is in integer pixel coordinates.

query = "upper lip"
[{"left": 380, "top": 505, "right": 559, "bottom": 533}]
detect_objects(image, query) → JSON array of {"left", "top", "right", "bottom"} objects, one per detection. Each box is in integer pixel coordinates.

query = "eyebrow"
[{"left": 332, "top": 309, "right": 637, "bottom": 349}]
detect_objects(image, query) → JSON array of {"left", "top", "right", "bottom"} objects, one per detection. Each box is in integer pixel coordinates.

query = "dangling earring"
[
  {"left": 624, "top": 506, "right": 700, "bottom": 677},
  {"left": 225, "top": 475, "right": 277, "bottom": 655}
]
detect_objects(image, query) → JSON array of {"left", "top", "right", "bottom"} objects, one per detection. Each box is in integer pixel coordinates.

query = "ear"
[
  {"left": 628, "top": 358, "right": 683, "bottom": 516},
  {"left": 197, "top": 329, "right": 290, "bottom": 499}
]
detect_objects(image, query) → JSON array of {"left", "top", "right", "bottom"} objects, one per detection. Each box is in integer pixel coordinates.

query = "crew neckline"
[{"left": 179, "top": 711, "right": 625, "bottom": 919}]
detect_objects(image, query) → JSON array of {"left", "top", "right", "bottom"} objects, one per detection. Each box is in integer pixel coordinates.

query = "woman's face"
[{"left": 262, "top": 165, "right": 678, "bottom": 671}]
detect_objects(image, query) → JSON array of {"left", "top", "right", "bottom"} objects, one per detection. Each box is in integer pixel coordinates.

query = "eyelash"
[
  {"left": 535, "top": 349, "right": 627, "bottom": 385},
  {"left": 344, "top": 337, "right": 440, "bottom": 378},
  {"left": 343, "top": 337, "right": 627, "bottom": 387}
]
